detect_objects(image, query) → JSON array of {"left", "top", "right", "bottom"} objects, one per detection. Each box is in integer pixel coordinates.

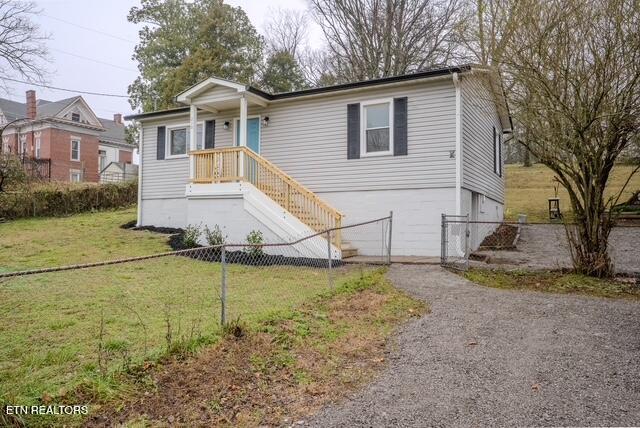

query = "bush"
[
  {"left": 182, "top": 224, "right": 202, "bottom": 248},
  {"left": 0, "top": 180, "right": 137, "bottom": 220},
  {"left": 245, "top": 229, "right": 264, "bottom": 257},
  {"left": 204, "top": 224, "right": 227, "bottom": 247}
]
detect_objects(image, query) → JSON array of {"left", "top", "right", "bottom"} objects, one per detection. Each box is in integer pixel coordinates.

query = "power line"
[
  {"left": 42, "top": 13, "right": 137, "bottom": 44},
  {"left": 51, "top": 48, "right": 138, "bottom": 73},
  {"left": 2, "top": 77, "right": 130, "bottom": 98}
]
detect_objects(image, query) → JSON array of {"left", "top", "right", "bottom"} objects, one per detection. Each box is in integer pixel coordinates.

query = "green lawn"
[
  {"left": 0, "top": 208, "right": 360, "bottom": 415},
  {"left": 0, "top": 208, "right": 170, "bottom": 273},
  {"left": 505, "top": 164, "right": 640, "bottom": 221}
]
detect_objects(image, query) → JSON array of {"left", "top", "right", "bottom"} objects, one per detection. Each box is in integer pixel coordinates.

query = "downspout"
[
  {"left": 453, "top": 72, "right": 462, "bottom": 215},
  {"left": 136, "top": 122, "right": 143, "bottom": 227}
]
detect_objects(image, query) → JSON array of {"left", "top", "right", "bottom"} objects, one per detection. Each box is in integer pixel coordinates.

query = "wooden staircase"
[{"left": 191, "top": 147, "right": 345, "bottom": 248}]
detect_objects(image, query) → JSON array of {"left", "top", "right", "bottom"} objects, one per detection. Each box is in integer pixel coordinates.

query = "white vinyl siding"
[
  {"left": 140, "top": 79, "right": 457, "bottom": 199},
  {"left": 461, "top": 75, "right": 505, "bottom": 203}
]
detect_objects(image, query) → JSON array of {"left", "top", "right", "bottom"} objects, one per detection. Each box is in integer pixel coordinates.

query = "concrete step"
[{"left": 340, "top": 242, "right": 358, "bottom": 259}]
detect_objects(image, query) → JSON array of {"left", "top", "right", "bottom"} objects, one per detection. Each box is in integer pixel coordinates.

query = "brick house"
[{"left": 0, "top": 90, "right": 135, "bottom": 183}]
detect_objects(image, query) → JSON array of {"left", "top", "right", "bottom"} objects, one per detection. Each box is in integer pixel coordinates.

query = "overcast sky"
[{"left": 5, "top": 0, "right": 318, "bottom": 121}]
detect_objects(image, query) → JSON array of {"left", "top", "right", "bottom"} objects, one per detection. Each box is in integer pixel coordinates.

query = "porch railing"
[{"left": 191, "top": 147, "right": 343, "bottom": 247}]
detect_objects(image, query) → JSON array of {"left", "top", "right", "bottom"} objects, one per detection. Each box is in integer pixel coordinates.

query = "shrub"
[
  {"left": 204, "top": 224, "right": 227, "bottom": 247},
  {"left": 245, "top": 229, "right": 264, "bottom": 257},
  {"left": 0, "top": 154, "right": 27, "bottom": 192},
  {"left": 182, "top": 224, "right": 202, "bottom": 248},
  {"left": 0, "top": 180, "right": 137, "bottom": 220}
]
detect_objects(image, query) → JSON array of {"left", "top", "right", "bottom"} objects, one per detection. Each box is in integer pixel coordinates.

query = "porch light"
[
  {"left": 223, "top": 121, "right": 230, "bottom": 130},
  {"left": 262, "top": 116, "right": 270, "bottom": 127}
]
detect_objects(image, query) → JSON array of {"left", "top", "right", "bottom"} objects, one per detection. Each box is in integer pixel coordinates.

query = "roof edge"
[{"left": 126, "top": 64, "right": 476, "bottom": 121}]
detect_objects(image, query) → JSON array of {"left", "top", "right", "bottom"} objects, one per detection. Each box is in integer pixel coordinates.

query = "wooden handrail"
[{"left": 191, "top": 147, "right": 343, "bottom": 247}]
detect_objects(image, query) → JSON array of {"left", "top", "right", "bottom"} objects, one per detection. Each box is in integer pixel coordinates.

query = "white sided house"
[{"left": 127, "top": 64, "right": 511, "bottom": 259}]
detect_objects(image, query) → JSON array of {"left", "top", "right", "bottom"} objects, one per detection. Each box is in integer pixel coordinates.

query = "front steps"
[{"left": 341, "top": 241, "right": 358, "bottom": 258}]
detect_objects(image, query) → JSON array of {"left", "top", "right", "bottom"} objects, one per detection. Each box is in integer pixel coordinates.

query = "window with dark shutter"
[
  {"left": 347, "top": 103, "right": 360, "bottom": 159},
  {"left": 156, "top": 126, "right": 166, "bottom": 160}
]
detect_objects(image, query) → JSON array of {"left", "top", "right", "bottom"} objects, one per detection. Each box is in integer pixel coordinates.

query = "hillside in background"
[{"left": 505, "top": 164, "right": 640, "bottom": 222}]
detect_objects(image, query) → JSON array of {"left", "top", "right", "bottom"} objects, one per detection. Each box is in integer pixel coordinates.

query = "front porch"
[{"left": 176, "top": 77, "right": 344, "bottom": 248}]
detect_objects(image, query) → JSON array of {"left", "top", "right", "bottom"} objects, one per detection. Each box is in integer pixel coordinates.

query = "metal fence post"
[
  {"left": 220, "top": 245, "right": 227, "bottom": 326},
  {"left": 387, "top": 211, "right": 393, "bottom": 265},
  {"left": 441, "top": 214, "right": 447, "bottom": 266},
  {"left": 464, "top": 214, "right": 470, "bottom": 270},
  {"left": 326, "top": 230, "right": 333, "bottom": 287}
]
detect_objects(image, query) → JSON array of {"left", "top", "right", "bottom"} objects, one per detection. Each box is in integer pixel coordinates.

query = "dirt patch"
[
  {"left": 479, "top": 224, "right": 519, "bottom": 250},
  {"left": 84, "top": 273, "right": 425, "bottom": 427}
]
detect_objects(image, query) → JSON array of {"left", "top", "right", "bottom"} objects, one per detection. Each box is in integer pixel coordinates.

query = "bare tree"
[
  {"left": 310, "top": 0, "right": 463, "bottom": 82},
  {"left": 0, "top": 1, "right": 48, "bottom": 86},
  {"left": 504, "top": 0, "right": 640, "bottom": 277},
  {"left": 263, "top": 7, "right": 309, "bottom": 57}
]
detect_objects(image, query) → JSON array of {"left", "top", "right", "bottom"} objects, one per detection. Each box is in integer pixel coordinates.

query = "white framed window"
[
  {"left": 70, "top": 170, "right": 82, "bottom": 182},
  {"left": 35, "top": 138, "right": 41, "bottom": 159},
  {"left": 360, "top": 98, "right": 393, "bottom": 156},
  {"left": 71, "top": 139, "right": 80, "bottom": 161},
  {"left": 71, "top": 112, "right": 80, "bottom": 122},
  {"left": 99, "top": 149, "right": 107, "bottom": 171},
  {"left": 166, "top": 123, "right": 204, "bottom": 158},
  {"left": 20, "top": 139, "right": 26, "bottom": 155}
]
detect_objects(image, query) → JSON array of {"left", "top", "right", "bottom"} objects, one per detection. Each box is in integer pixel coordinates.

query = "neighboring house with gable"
[
  {"left": 126, "top": 64, "right": 511, "bottom": 258},
  {"left": 0, "top": 90, "right": 134, "bottom": 183}
]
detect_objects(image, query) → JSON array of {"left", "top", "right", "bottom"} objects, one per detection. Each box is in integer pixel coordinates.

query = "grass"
[
  {"left": 504, "top": 164, "right": 640, "bottom": 221},
  {"left": 0, "top": 207, "right": 170, "bottom": 272},
  {"left": 0, "top": 208, "right": 415, "bottom": 427},
  {"left": 89, "top": 269, "right": 427, "bottom": 426},
  {"left": 464, "top": 268, "right": 640, "bottom": 299}
]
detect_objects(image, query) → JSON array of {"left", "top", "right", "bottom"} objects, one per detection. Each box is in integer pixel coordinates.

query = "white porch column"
[
  {"left": 238, "top": 95, "right": 248, "bottom": 178},
  {"left": 189, "top": 104, "right": 197, "bottom": 179}
]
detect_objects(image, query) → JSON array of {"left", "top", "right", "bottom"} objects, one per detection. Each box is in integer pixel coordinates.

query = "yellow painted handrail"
[{"left": 191, "top": 147, "right": 343, "bottom": 246}]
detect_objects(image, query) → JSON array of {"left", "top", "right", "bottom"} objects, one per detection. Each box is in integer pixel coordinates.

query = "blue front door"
[{"left": 236, "top": 118, "right": 260, "bottom": 154}]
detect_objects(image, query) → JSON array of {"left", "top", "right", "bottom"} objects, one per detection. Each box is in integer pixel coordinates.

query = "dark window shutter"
[
  {"left": 393, "top": 97, "right": 408, "bottom": 156},
  {"left": 492, "top": 126, "right": 497, "bottom": 173},
  {"left": 347, "top": 103, "right": 360, "bottom": 159},
  {"left": 156, "top": 126, "right": 166, "bottom": 160},
  {"left": 204, "top": 120, "right": 215, "bottom": 149},
  {"left": 498, "top": 133, "right": 502, "bottom": 177}
]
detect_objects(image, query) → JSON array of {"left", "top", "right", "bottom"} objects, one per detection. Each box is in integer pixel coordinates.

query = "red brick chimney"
[
  {"left": 113, "top": 113, "right": 123, "bottom": 125},
  {"left": 26, "top": 90, "right": 36, "bottom": 119}
]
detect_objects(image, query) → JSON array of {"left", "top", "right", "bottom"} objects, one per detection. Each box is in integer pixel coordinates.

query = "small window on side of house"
[
  {"left": 361, "top": 99, "right": 393, "bottom": 156},
  {"left": 70, "top": 170, "right": 82, "bottom": 182},
  {"left": 71, "top": 139, "right": 80, "bottom": 161},
  {"left": 71, "top": 113, "right": 80, "bottom": 122},
  {"left": 35, "top": 138, "right": 41, "bottom": 159}
]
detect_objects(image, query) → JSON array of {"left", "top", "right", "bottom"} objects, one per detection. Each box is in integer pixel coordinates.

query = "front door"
[{"left": 235, "top": 117, "right": 260, "bottom": 154}]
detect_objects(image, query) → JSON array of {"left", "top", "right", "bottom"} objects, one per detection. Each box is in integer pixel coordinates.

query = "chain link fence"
[
  {"left": 441, "top": 214, "right": 527, "bottom": 270},
  {"left": 0, "top": 215, "right": 391, "bottom": 404}
]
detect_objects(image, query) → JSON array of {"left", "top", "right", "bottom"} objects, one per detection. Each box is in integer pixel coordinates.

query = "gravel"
[
  {"left": 474, "top": 224, "right": 640, "bottom": 274},
  {"left": 307, "top": 265, "right": 640, "bottom": 427}
]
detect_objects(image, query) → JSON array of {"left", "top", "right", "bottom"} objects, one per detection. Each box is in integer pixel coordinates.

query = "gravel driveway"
[
  {"left": 474, "top": 225, "right": 640, "bottom": 274},
  {"left": 308, "top": 265, "right": 640, "bottom": 427}
]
